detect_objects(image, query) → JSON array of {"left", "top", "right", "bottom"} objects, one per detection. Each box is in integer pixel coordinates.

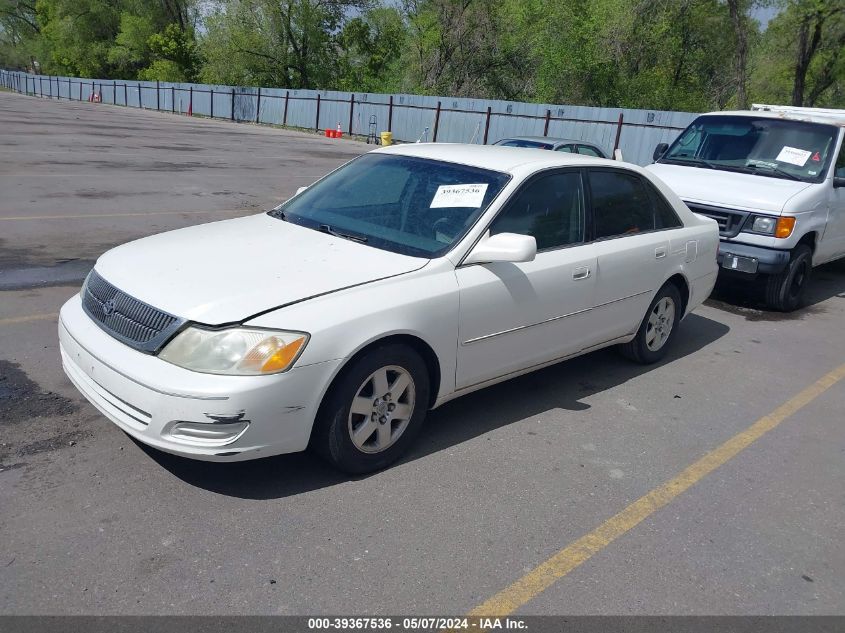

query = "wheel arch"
[
  {"left": 664, "top": 272, "right": 691, "bottom": 317},
  {"left": 318, "top": 333, "right": 443, "bottom": 415}
]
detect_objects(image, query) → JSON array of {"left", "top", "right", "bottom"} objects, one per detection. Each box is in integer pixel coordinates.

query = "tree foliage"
[{"left": 1, "top": 0, "right": 844, "bottom": 109}]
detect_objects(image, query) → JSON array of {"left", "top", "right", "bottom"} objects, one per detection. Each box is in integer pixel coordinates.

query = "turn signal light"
[{"left": 775, "top": 217, "right": 796, "bottom": 239}]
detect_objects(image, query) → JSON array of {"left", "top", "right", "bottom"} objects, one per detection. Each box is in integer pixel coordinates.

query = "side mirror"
[
  {"left": 653, "top": 143, "right": 669, "bottom": 162},
  {"left": 464, "top": 232, "right": 537, "bottom": 265},
  {"left": 833, "top": 176, "right": 845, "bottom": 188},
  {"left": 296, "top": 186, "right": 308, "bottom": 195}
]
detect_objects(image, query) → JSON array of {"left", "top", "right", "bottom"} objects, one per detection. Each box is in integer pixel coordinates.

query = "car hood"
[
  {"left": 646, "top": 163, "right": 812, "bottom": 213},
  {"left": 94, "top": 213, "right": 428, "bottom": 324}
]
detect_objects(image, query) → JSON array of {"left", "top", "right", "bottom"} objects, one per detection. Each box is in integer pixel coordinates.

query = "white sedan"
[{"left": 59, "top": 144, "right": 719, "bottom": 473}]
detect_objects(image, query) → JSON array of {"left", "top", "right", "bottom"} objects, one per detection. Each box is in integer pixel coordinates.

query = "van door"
[{"left": 817, "top": 140, "right": 845, "bottom": 264}]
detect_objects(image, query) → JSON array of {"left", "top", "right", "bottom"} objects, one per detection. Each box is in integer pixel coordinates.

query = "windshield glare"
[
  {"left": 273, "top": 154, "right": 510, "bottom": 258},
  {"left": 660, "top": 115, "right": 837, "bottom": 183}
]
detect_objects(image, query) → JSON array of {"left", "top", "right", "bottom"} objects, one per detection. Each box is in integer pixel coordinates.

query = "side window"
[
  {"left": 490, "top": 171, "right": 584, "bottom": 250},
  {"left": 589, "top": 170, "right": 655, "bottom": 239},
  {"left": 836, "top": 142, "right": 845, "bottom": 178},
  {"left": 555, "top": 145, "right": 575, "bottom": 153},
  {"left": 577, "top": 144, "right": 603, "bottom": 158},
  {"left": 646, "top": 183, "right": 683, "bottom": 229}
]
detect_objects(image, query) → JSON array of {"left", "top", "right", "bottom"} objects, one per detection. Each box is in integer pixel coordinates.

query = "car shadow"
[
  {"left": 143, "top": 312, "right": 729, "bottom": 499},
  {"left": 706, "top": 258, "right": 845, "bottom": 320}
]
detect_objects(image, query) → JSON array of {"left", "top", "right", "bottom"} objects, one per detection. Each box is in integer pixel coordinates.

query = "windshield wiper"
[
  {"left": 318, "top": 224, "right": 368, "bottom": 243},
  {"left": 659, "top": 156, "right": 716, "bottom": 169},
  {"left": 743, "top": 162, "right": 802, "bottom": 181},
  {"left": 268, "top": 208, "right": 287, "bottom": 220}
]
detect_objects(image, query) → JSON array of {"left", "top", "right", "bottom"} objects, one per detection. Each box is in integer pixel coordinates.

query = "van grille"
[
  {"left": 684, "top": 202, "right": 749, "bottom": 238},
  {"left": 81, "top": 270, "right": 183, "bottom": 353}
]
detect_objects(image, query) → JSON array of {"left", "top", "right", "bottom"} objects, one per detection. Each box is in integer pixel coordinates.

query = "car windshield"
[
  {"left": 496, "top": 139, "right": 554, "bottom": 150},
  {"left": 658, "top": 115, "right": 838, "bottom": 183},
  {"left": 271, "top": 154, "right": 510, "bottom": 258}
]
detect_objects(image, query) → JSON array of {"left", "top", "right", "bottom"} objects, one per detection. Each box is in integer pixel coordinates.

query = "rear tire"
[
  {"left": 764, "top": 244, "right": 812, "bottom": 312},
  {"left": 312, "top": 344, "right": 430, "bottom": 474},
  {"left": 618, "top": 283, "right": 682, "bottom": 365}
]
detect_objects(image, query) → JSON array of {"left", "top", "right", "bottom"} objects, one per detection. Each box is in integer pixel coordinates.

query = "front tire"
[
  {"left": 619, "top": 283, "right": 682, "bottom": 364},
  {"left": 764, "top": 244, "right": 812, "bottom": 312},
  {"left": 312, "top": 344, "right": 430, "bottom": 474}
]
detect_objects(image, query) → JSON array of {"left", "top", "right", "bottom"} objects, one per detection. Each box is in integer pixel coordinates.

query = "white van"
[{"left": 647, "top": 104, "right": 845, "bottom": 311}]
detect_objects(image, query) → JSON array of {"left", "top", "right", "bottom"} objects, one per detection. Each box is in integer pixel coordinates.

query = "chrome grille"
[
  {"left": 81, "top": 270, "right": 183, "bottom": 353},
  {"left": 684, "top": 202, "right": 749, "bottom": 238}
]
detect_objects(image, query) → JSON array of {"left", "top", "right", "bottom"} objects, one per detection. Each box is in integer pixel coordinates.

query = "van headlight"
[
  {"left": 747, "top": 215, "right": 796, "bottom": 238},
  {"left": 159, "top": 326, "right": 309, "bottom": 375}
]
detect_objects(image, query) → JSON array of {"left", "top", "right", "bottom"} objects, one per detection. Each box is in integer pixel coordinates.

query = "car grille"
[
  {"left": 684, "top": 202, "right": 750, "bottom": 238},
  {"left": 81, "top": 270, "right": 183, "bottom": 353}
]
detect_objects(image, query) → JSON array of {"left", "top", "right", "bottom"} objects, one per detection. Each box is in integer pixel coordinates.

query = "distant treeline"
[{"left": 1, "top": 0, "right": 843, "bottom": 110}]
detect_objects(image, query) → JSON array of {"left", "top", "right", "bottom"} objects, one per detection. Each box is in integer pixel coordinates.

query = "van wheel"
[
  {"left": 312, "top": 344, "right": 429, "bottom": 474},
  {"left": 765, "top": 245, "right": 812, "bottom": 312},
  {"left": 618, "top": 283, "right": 682, "bottom": 365}
]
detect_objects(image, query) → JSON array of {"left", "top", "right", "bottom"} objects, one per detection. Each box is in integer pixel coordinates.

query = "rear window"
[{"left": 496, "top": 139, "right": 554, "bottom": 150}]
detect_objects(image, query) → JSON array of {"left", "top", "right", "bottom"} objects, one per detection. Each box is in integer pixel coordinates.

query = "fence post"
[
  {"left": 432, "top": 101, "right": 441, "bottom": 143},
  {"left": 156, "top": 81, "right": 160, "bottom": 110},
  {"left": 55, "top": 76, "right": 60, "bottom": 100},
  {"left": 613, "top": 112, "right": 624, "bottom": 154},
  {"left": 68, "top": 77, "right": 71, "bottom": 100},
  {"left": 171, "top": 86, "right": 175, "bottom": 112},
  {"left": 283, "top": 91, "right": 290, "bottom": 126},
  {"left": 138, "top": 83, "right": 142, "bottom": 108},
  {"left": 124, "top": 83, "right": 127, "bottom": 105},
  {"left": 231, "top": 88, "right": 235, "bottom": 121},
  {"left": 315, "top": 93, "right": 321, "bottom": 131},
  {"left": 388, "top": 95, "right": 394, "bottom": 132},
  {"left": 39, "top": 77, "right": 43, "bottom": 98},
  {"left": 210, "top": 88, "right": 214, "bottom": 118},
  {"left": 189, "top": 86, "right": 193, "bottom": 115},
  {"left": 543, "top": 109, "right": 551, "bottom": 136},
  {"left": 113, "top": 80, "right": 117, "bottom": 105},
  {"left": 483, "top": 106, "right": 492, "bottom": 145},
  {"left": 348, "top": 93, "right": 355, "bottom": 135},
  {"left": 256, "top": 87, "right": 261, "bottom": 123}
]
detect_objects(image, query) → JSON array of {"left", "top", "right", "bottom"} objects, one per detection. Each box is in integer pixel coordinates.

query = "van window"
[
  {"left": 658, "top": 115, "right": 837, "bottom": 184},
  {"left": 836, "top": 143, "right": 845, "bottom": 179}
]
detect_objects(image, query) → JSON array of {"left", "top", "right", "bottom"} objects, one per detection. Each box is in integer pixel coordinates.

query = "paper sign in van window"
[
  {"left": 775, "top": 146, "right": 812, "bottom": 167},
  {"left": 430, "top": 184, "right": 488, "bottom": 208}
]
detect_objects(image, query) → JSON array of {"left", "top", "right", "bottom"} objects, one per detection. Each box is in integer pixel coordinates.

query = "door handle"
[
  {"left": 655, "top": 246, "right": 668, "bottom": 259},
  {"left": 572, "top": 266, "right": 591, "bottom": 280}
]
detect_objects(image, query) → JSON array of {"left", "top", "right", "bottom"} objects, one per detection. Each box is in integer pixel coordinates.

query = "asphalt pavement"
[{"left": 1, "top": 91, "right": 844, "bottom": 616}]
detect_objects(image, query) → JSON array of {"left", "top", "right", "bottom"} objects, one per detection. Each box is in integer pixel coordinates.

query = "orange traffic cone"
[{"left": 335, "top": 122, "right": 343, "bottom": 138}]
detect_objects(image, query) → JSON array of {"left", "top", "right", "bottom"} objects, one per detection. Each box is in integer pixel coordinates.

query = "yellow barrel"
[{"left": 380, "top": 131, "right": 393, "bottom": 146}]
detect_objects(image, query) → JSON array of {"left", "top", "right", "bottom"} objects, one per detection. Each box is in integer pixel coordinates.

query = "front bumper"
[
  {"left": 59, "top": 295, "right": 342, "bottom": 462},
  {"left": 717, "top": 241, "right": 790, "bottom": 276}
]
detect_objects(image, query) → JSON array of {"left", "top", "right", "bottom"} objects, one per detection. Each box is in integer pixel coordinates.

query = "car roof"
[
  {"left": 372, "top": 142, "right": 621, "bottom": 174},
  {"left": 700, "top": 109, "right": 845, "bottom": 128},
  {"left": 496, "top": 135, "right": 595, "bottom": 146}
]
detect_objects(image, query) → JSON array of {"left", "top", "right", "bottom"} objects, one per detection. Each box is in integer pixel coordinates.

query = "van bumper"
[{"left": 717, "top": 241, "right": 790, "bottom": 276}]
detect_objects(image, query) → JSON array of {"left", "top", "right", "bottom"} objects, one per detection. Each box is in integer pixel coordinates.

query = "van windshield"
[
  {"left": 658, "top": 115, "right": 838, "bottom": 183},
  {"left": 270, "top": 154, "right": 510, "bottom": 258}
]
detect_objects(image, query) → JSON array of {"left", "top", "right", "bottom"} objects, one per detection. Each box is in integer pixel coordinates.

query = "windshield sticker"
[
  {"left": 811, "top": 151, "right": 821, "bottom": 162},
  {"left": 776, "top": 146, "right": 811, "bottom": 167},
  {"left": 430, "top": 184, "right": 488, "bottom": 208}
]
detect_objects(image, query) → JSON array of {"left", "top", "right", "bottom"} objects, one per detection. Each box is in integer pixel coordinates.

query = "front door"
[{"left": 455, "top": 170, "right": 597, "bottom": 390}]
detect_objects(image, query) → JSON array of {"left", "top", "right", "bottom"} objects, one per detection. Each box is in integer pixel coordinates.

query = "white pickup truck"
[{"left": 647, "top": 104, "right": 845, "bottom": 311}]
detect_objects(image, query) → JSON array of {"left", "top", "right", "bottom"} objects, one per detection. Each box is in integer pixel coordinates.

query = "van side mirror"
[
  {"left": 464, "top": 232, "right": 537, "bottom": 265},
  {"left": 653, "top": 143, "right": 669, "bottom": 162},
  {"left": 834, "top": 176, "right": 845, "bottom": 188}
]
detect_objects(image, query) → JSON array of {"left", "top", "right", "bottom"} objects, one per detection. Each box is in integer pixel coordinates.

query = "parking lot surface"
[{"left": 1, "top": 91, "right": 844, "bottom": 615}]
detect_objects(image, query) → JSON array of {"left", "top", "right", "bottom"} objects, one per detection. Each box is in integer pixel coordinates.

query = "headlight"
[
  {"left": 747, "top": 215, "right": 796, "bottom": 238},
  {"left": 159, "top": 326, "right": 309, "bottom": 375},
  {"left": 751, "top": 216, "right": 776, "bottom": 234}
]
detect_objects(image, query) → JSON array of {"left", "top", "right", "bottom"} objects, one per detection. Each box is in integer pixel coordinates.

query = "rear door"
[{"left": 585, "top": 168, "right": 686, "bottom": 343}]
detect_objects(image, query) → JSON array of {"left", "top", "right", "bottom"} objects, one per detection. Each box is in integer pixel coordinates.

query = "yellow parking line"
[
  {"left": 0, "top": 312, "right": 59, "bottom": 326},
  {"left": 469, "top": 362, "right": 845, "bottom": 616},
  {"left": 0, "top": 209, "right": 254, "bottom": 221}
]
